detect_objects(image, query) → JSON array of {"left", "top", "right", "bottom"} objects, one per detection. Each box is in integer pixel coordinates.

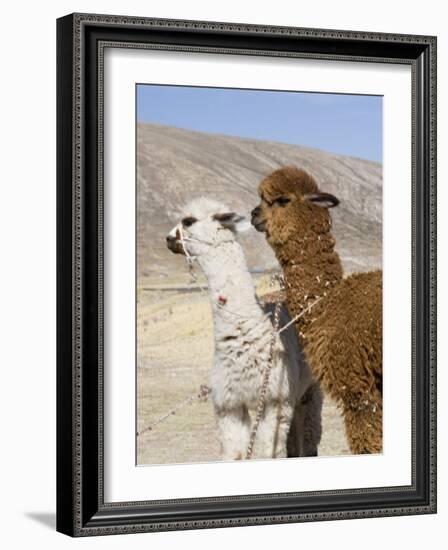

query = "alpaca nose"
[
  {"left": 166, "top": 234, "right": 181, "bottom": 254},
  {"left": 251, "top": 206, "right": 261, "bottom": 219}
]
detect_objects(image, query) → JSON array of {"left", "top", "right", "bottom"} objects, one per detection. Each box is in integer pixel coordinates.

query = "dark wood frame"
[{"left": 57, "top": 13, "right": 437, "bottom": 537}]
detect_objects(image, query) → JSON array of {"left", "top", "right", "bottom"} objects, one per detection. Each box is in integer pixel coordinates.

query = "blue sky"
[{"left": 137, "top": 85, "right": 382, "bottom": 163}]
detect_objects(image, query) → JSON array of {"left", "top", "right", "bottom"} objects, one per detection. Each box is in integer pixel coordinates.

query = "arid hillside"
[{"left": 137, "top": 123, "right": 382, "bottom": 278}]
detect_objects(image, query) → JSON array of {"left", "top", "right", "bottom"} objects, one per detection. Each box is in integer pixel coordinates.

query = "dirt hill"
[{"left": 137, "top": 123, "right": 382, "bottom": 277}]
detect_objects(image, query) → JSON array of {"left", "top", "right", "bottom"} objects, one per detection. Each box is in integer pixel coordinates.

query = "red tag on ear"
[{"left": 218, "top": 295, "right": 227, "bottom": 305}]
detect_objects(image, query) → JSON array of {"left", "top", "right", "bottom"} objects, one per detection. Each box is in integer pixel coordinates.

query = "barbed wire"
[{"left": 137, "top": 384, "right": 212, "bottom": 437}]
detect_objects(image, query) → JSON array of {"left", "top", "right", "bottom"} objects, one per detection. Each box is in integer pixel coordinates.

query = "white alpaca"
[{"left": 167, "top": 198, "right": 321, "bottom": 460}]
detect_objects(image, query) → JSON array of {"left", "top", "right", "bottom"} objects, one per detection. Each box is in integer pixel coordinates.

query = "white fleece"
[{"left": 168, "top": 199, "right": 319, "bottom": 460}]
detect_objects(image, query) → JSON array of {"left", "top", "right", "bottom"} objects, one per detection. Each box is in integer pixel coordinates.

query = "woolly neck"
[
  {"left": 275, "top": 229, "right": 343, "bottom": 339},
  {"left": 196, "top": 240, "right": 267, "bottom": 329}
]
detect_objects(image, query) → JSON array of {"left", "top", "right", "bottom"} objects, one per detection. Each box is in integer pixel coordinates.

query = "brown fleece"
[{"left": 256, "top": 166, "right": 383, "bottom": 454}]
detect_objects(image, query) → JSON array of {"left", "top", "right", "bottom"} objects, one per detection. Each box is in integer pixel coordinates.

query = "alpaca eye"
[
  {"left": 182, "top": 216, "right": 197, "bottom": 227},
  {"left": 275, "top": 197, "right": 290, "bottom": 206}
]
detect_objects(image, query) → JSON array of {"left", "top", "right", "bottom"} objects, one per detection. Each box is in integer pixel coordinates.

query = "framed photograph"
[{"left": 57, "top": 13, "right": 437, "bottom": 536}]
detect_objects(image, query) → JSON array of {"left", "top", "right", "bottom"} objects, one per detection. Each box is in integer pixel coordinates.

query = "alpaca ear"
[
  {"left": 213, "top": 212, "right": 250, "bottom": 233},
  {"left": 305, "top": 192, "right": 339, "bottom": 208}
]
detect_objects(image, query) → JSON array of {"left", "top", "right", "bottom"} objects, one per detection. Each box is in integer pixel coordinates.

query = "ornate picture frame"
[{"left": 56, "top": 13, "right": 437, "bottom": 536}]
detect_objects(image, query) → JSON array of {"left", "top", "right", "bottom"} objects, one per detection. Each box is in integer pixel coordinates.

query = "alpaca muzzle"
[
  {"left": 250, "top": 206, "right": 267, "bottom": 232},
  {"left": 166, "top": 230, "right": 185, "bottom": 255}
]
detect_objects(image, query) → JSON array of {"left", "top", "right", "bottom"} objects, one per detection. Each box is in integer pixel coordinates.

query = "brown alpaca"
[{"left": 251, "top": 166, "right": 382, "bottom": 454}]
